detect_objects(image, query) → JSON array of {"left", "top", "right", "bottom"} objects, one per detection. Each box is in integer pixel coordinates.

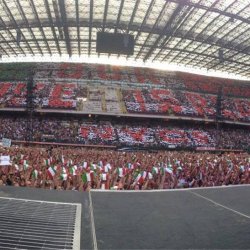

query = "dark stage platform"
[{"left": 0, "top": 185, "right": 249, "bottom": 250}]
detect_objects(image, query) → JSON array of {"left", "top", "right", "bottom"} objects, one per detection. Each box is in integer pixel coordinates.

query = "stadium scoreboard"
[{"left": 96, "top": 32, "right": 134, "bottom": 55}]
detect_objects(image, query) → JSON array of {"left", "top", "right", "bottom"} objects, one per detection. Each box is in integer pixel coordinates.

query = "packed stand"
[
  {"left": 33, "top": 82, "right": 77, "bottom": 110},
  {"left": 1, "top": 62, "right": 250, "bottom": 124},
  {"left": 116, "top": 125, "right": 156, "bottom": 147},
  {"left": 221, "top": 97, "right": 250, "bottom": 122},
  {"left": 0, "top": 116, "right": 249, "bottom": 150},
  {"left": 0, "top": 147, "right": 249, "bottom": 190},
  {"left": 77, "top": 121, "right": 117, "bottom": 145},
  {"left": 122, "top": 88, "right": 217, "bottom": 118},
  {"left": 0, "top": 82, "right": 27, "bottom": 108},
  {"left": 216, "top": 128, "right": 250, "bottom": 150}
]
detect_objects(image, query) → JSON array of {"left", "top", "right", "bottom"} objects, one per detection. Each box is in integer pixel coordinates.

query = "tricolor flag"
[
  {"left": 47, "top": 166, "right": 57, "bottom": 179},
  {"left": 44, "top": 159, "right": 50, "bottom": 166},
  {"left": 134, "top": 173, "right": 141, "bottom": 183},
  {"left": 60, "top": 167, "right": 68, "bottom": 181},
  {"left": 127, "top": 163, "right": 132, "bottom": 169},
  {"left": 70, "top": 165, "right": 77, "bottom": 176},
  {"left": 21, "top": 159, "right": 27, "bottom": 165},
  {"left": 176, "top": 160, "right": 181, "bottom": 167},
  {"left": 104, "top": 163, "right": 111, "bottom": 173},
  {"left": 126, "top": 163, "right": 134, "bottom": 169},
  {"left": 61, "top": 174, "right": 68, "bottom": 181},
  {"left": 160, "top": 166, "right": 165, "bottom": 175},
  {"left": 165, "top": 167, "right": 173, "bottom": 174},
  {"left": 32, "top": 170, "right": 38, "bottom": 179},
  {"left": 61, "top": 155, "right": 65, "bottom": 164},
  {"left": 83, "top": 162, "right": 88, "bottom": 169},
  {"left": 117, "top": 167, "right": 126, "bottom": 177},
  {"left": 14, "top": 164, "right": 19, "bottom": 171},
  {"left": 152, "top": 167, "right": 159, "bottom": 175},
  {"left": 141, "top": 171, "right": 147, "bottom": 180},
  {"left": 23, "top": 160, "right": 29, "bottom": 170},
  {"left": 134, "top": 171, "right": 147, "bottom": 184},
  {"left": 101, "top": 173, "right": 108, "bottom": 181},
  {"left": 67, "top": 159, "right": 73, "bottom": 167},
  {"left": 82, "top": 172, "right": 95, "bottom": 183},
  {"left": 90, "top": 163, "right": 97, "bottom": 171},
  {"left": 148, "top": 172, "right": 153, "bottom": 180}
]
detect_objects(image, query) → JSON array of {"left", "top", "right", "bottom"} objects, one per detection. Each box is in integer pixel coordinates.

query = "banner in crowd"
[
  {"left": 2, "top": 138, "right": 12, "bottom": 147},
  {"left": 0, "top": 155, "right": 11, "bottom": 165},
  {"left": 196, "top": 147, "right": 216, "bottom": 151}
]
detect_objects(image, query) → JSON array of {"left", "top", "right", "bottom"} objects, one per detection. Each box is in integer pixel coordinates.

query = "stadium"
[{"left": 0, "top": 0, "right": 249, "bottom": 249}]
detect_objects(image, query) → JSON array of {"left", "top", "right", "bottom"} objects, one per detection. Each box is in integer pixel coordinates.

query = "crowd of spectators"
[
  {"left": 216, "top": 128, "right": 250, "bottom": 150},
  {"left": 33, "top": 82, "right": 78, "bottom": 110},
  {"left": 0, "top": 82, "right": 27, "bottom": 108},
  {"left": 0, "top": 116, "right": 249, "bottom": 150},
  {"left": 179, "top": 73, "right": 250, "bottom": 98},
  {"left": 32, "top": 63, "right": 250, "bottom": 98},
  {"left": 122, "top": 88, "right": 250, "bottom": 121},
  {"left": 78, "top": 121, "right": 117, "bottom": 145},
  {"left": 0, "top": 146, "right": 249, "bottom": 190},
  {"left": 221, "top": 98, "right": 250, "bottom": 122}
]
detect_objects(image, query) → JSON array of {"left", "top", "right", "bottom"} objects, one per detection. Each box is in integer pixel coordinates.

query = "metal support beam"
[
  {"left": 0, "top": 17, "right": 17, "bottom": 56},
  {"left": 127, "top": 0, "right": 155, "bottom": 59},
  {"left": 75, "top": 0, "right": 81, "bottom": 56},
  {"left": 102, "top": 0, "right": 109, "bottom": 32},
  {"left": 0, "top": 44, "right": 8, "bottom": 57},
  {"left": 143, "top": 3, "right": 187, "bottom": 62},
  {"left": 181, "top": 2, "right": 250, "bottom": 68},
  {"left": 59, "top": 0, "right": 72, "bottom": 57},
  {"left": 165, "top": 0, "right": 218, "bottom": 64},
  {"left": 135, "top": 1, "right": 168, "bottom": 60},
  {"left": 88, "top": 0, "right": 93, "bottom": 56},
  {"left": 127, "top": 0, "right": 140, "bottom": 32},
  {"left": 153, "top": 1, "right": 197, "bottom": 63},
  {"left": 16, "top": 0, "right": 43, "bottom": 56},
  {"left": 2, "top": 0, "right": 30, "bottom": 55},
  {"left": 29, "top": 0, "right": 51, "bottom": 55},
  {"left": 168, "top": 0, "right": 250, "bottom": 26},
  {"left": 44, "top": 0, "right": 61, "bottom": 55},
  {"left": 0, "top": 20, "right": 248, "bottom": 58},
  {"left": 114, "top": 0, "right": 125, "bottom": 33}
]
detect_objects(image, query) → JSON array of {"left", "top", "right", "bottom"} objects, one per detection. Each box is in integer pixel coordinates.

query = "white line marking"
[
  {"left": 189, "top": 190, "right": 250, "bottom": 219},
  {"left": 89, "top": 191, "right": 98, "bottom": 250},
  {"left": 90, "top": 184, "right": 250, "bottom": 193},
  {"left": 73, "top": 204, "right": 82, "bottom": 250},
  {"left": 0, "top": 196, "right": 81, "bottom": 206}
]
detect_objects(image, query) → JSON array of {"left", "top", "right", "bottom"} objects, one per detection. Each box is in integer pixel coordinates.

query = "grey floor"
[{"left": 0, "top": 185, "right": 250, "bottom": 250}]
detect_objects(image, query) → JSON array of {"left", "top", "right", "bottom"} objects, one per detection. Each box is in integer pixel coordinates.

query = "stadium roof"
[{"left": 0, "top": 0, "right": 250, "bottom": 80}]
